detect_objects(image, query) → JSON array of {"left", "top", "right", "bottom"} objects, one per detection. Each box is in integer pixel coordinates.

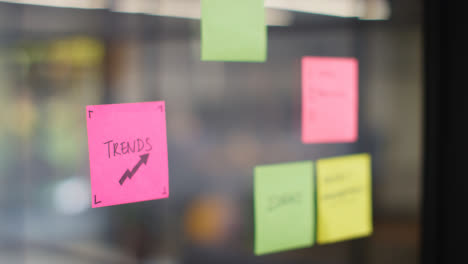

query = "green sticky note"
[
  {"left": 316, "top": 153, "right": 373, "bottom": 244},
  {"left": 254, "top": 161, "right": 315, "bottom": 255},
  {"left": 201, "top": 0, "right": 267, "bottom": 62}
]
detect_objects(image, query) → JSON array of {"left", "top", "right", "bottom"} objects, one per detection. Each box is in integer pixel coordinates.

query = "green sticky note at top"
[
  {"left": 254, "top": 161, "right": 315, "bottom": 255},
  {"left": 201, "top": 0, "right": 267, "bottom": 62}
]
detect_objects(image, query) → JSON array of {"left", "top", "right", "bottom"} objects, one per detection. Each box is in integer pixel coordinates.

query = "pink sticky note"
[
  {"left": 86, "top": 101, "right": 169, "bottom": 208},
  {"left": 302, "top": 56, "right": 358, "bottom": 143}
]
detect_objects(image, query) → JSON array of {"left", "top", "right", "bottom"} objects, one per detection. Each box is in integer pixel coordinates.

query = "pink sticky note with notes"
[
  {"left": 302, "top": 57, "right": 358, "bottom": 143},
  {"left": 86, "top": 101, "right": 169, "bottom": 208}
]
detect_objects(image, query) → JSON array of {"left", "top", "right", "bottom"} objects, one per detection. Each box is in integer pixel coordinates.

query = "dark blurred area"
[{"left": 0, "top": 0, "right": 421, "bottom": 263}]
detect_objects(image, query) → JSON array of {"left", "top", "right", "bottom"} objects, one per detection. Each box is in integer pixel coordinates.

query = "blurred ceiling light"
[
  {"left": 358, "top": 0, "right": 391, "bottom": 20},
  {"left": 0, "top": 0, "right": 107, "bottom": 9},
  {"left": 266, "top": 0, "right": 361, "bottom": 17},
  {"left": 265, "top": 0, "right": 390, "bottom": 20},
  {"left": 112, "top": 0, "right": 293, "bottom": 26},
  {"left": 266, "top": 8, "right": 294, "bottom": 26},
  {"left": 1, "top": 0, "right": 389, "bottom": 21},
  {"left": 112, "top": 0, "right": 387, "bottom": 22},
  {"left": 53, "top": 177, "right": 90, "bottom": 215},
  {"left": 112, "top": 0, "right": 200, "bottom": 19}
]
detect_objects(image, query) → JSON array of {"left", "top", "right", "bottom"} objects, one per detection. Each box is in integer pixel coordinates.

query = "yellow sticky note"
[{"left": 316, "top": 153, "right": 372, "bottom": 244}]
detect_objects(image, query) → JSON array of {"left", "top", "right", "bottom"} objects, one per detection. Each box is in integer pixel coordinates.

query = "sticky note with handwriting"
[
  {"left": 316, "top": 153, "right": 372, "bottom": 244},
  {"left": 201, "top": 0, "right": 266, "bottom": 62},
  {"left": 302, "top": 57, "right": 358, "bottom": 143},
  {"left": 254, "top": 161, "right": 315, "bottom": 255},
  {"left": 86, "top": 101, "right": 169, "bottom": 208}
]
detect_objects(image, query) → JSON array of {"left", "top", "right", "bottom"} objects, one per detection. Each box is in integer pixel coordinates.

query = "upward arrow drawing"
[{"left": 119, "top": 154, "right": 150, "bottom": 185}]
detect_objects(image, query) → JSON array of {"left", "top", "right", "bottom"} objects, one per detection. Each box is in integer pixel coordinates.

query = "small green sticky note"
[
  {"left": 316, "top": 153, "right": 373, "bottom": 244},
  {"left": 201, "top": 0, "right": 267, "bottom": 62},
  {"left": 254, "top": 161, "right": 315, "bottom": 255}
]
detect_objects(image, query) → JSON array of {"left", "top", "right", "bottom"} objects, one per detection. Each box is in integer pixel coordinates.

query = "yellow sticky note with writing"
[{"left": 316, "top": 153, "right": 372, "bottom": 244}]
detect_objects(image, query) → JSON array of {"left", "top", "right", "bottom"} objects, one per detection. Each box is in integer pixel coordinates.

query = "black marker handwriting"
[{"left": 104, "top": 137, "right": 152, "bottom": 159}]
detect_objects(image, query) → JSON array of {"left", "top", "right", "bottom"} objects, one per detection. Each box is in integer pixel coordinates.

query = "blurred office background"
[{"left": 0, "top": 0, "right": 421, "bottom": 263}]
